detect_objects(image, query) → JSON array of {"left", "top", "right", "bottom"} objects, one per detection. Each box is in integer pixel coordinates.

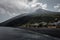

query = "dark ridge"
[{"left": 0, "top": 9, "right": 60, "bottom": 27}]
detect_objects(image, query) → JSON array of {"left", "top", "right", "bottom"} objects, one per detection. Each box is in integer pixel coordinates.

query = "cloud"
[
  {"left": 0, "top": 0, "right": 29, "bottom": 16},
  {"left": 40, "top": 3, "right": 47, "bottom": 9},
  {"left": 0, "top": 0, "right": 48, "bottom": 22},
  {"left": 58, "top": 9, "right": 60, "bottom": 12},
  {"left": 0, "top": 0, "right": 30, "bottom": 22},
  {"left": 0, "top": 0, "right": 47, "bottom": 16},
  {"left": 27, "top": 0, "right": 47, "bottom": 12},
  {"left": 54, "top": 6, "right": 59, "bottom": 9},
  {"left": 54, "top": 4, "right": 60, "bottom": 12}
]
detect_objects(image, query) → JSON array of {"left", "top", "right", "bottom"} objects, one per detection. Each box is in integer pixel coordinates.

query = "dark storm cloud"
[{"left": 28, "top": 0, "right": 33, "bottom": 2}]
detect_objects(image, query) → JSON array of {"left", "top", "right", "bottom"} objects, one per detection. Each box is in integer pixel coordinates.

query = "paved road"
[
  {"left": 0, "top": 26, "right": 60, "bottom": 40},
  {"left": 18, "top": 27, "right": 60, "bottom": 38}
]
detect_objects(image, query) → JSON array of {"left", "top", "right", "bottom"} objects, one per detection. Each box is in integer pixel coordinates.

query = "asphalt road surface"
[
  {"left": 0, "top": 26, "right": 60, "bottom": 40},
  {"left": 18, "top": 27, "right": 60, "bottom": 38}
]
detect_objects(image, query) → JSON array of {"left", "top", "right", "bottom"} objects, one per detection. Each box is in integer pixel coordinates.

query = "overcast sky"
[{"left": 0, "top": 0, "right": 60, "bottom": 23}]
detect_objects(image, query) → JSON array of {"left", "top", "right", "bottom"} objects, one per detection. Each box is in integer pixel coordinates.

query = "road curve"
[{"left": 0, "top": 26, "right": 60, "bottom": 40}]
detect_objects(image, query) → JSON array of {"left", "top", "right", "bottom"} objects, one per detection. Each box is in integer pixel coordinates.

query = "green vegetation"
[{"left": 19, "top": 14, "right": 60, "bottom": 28}]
